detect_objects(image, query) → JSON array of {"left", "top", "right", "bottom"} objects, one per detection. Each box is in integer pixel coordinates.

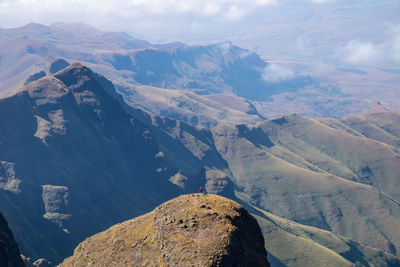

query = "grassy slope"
[
  {"left": 212, "top": 113, "right": 400, "bottom": 257},
  {"left": 252, "top": 207, "right": 400, "bottom": 267},
  {"left": 118, "top": 83, "right": 264, "bottom": 128}
]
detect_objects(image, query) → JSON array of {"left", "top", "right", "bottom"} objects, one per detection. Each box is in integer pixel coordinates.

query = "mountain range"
[
  {"left": 4, "top": 22, "right": 381, "bottom": 127},
  {"left": 0, "top": 60, "right": 399, "bottom": 265}
]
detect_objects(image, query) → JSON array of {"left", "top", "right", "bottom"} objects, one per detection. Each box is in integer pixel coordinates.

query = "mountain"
[
  {"left": 0, "top": 62, "right": 399, "bottom": 265},
  {"left": 60, "top": 194, "right": 270, "bottom": 266},
  {"left": 119, "top": 83, "right": 265, "bottom": 128},
  {"left": 0, "top": 63, "right": 184, "bottom": 263},
  {"left": 0, "top": 23, "right": 320, "bottom": 127},
  {"left": 109, "top": 72, "right": 400, "bottom": 264},
  {"left": 0, "top": 22, "right": 151, "bottom": 96},
  {"left": 0, "top": 211, "right": 25, "bottom": 267},
  {"left": 2, "top": 22, "right": 399, "bottom": 124},
  {"left": 211, "top": 113, "right": 400, "bottom": 257}
]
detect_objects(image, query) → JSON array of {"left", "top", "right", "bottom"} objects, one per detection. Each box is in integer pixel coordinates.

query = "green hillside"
[
  {"left": 211, "top": 114, "right": 400, "bottom": 257},
  {"left": 253, "top": 207, "right": 399, "bottom": 266}
]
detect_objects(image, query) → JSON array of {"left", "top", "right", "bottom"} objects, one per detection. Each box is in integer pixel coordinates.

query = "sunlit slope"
[
  {"left": 212, "top": 114, "right": 400, "bottom": 256},
  {"left": 256, "top": 114, "right": 400, "bottom": 201},
  {"left": 117, "top": 83, "right": 264, "bottom": 127},
  {"left": 337, "top": 111, "right": 400, "bottom": 148},
  {"left": 252, "top": 208, "right": 400, "bottom": 266}
]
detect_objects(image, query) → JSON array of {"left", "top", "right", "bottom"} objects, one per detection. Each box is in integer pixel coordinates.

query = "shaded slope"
[
  {"left": 103, "top": 86, "right": 234, "bottom": 195},
  {"left": 0, "top": 63, "right": 181, "bottom": 263},
  {"left": 0, "top": 211, "right": 25, "bottom": 267},
  {"left": 60, "top": 194, "right": 270, "bottom": 267}
]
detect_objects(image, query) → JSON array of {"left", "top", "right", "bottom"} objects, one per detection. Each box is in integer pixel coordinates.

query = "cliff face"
[
  {"left": 60, "top": 194, "right": 270, "bottom": 267},
  {"left": 0, "top": 211, "right": 25, "bottom": 267}
]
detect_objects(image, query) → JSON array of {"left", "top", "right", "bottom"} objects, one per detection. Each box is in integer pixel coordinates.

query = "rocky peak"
[{"left": 60, "top": 194, "right": 270, "bottom": 266}]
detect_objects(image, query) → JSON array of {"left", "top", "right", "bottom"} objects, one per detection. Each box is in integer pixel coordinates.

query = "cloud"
[
  {"left": 0, "top": 0, "right": 278, "bottom": 43},
  {"left": 0, "top": 0, "right": 277, "bottom": 23},
  {"left": 340, "top": 41, "right": 383, "bottom": 65},
  {"left": 338, "top": 24, "right": 400, "bottom": 65},
  {"left": 262, "top": 64, "right": 295, "bottom": 83}
]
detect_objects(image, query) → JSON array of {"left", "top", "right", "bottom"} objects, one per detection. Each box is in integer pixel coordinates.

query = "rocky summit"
[{"left": 60, "top": 194, "right": 270, "bottom": 266}]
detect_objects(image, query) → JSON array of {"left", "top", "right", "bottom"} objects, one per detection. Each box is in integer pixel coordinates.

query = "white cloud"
[
  {"left": 263, "top": 64, "right": 295, "bottom": 82},
  {"left": 0, "top": 0, "right": 278, "bottom": 42},
  {"left": 203, "top": 2, "right": 223, "bottom": 16},
  {"left": 337, "top": 24, "right": 400, "bottom": 65},
  {"left": 0, "top": 0, "right": 277, "bottom": 22},
  {"left": 340, "top": 41, "right": 383, "bottom": 65}
]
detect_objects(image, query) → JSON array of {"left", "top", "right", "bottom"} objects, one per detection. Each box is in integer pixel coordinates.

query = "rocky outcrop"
[
  {"left": 42, "top": 185, "right": 71, "bottom": 232},
  {"left": 22, "top": 256, "right": 53, "bottom": 267},
  {"left": 204, "top": 168, "right": 233, "bottom": 196},
  {"left": 0, "top": 161, "right": 20, "bottom": 193},
  {"left": 0, "top": 211, "right": 25, "bottom": 267},
  {"left": 60, "top": 194, "right": 270, "bottom": 266}
]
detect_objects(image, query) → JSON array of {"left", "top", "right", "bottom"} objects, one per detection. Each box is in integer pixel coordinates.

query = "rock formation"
[{"left": 60, "top": 194, "right": 270, "bottom": 267}]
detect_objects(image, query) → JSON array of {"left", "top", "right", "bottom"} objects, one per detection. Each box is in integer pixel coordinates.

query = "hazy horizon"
[{"left": 1, "top": 0, "right": 399, "bottom": 67}]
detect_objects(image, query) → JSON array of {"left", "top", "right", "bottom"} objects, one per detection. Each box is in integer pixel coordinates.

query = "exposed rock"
[
  {"left": 22, "top": 255, "right": 53, "bottom": 267},
  {"left": 34, "top": 110, "right": 67, "bottom": 144},
  {"left": 42, "top": 185, "right": 71, "bottom": 231},
  {"left": 60, "top": 194, "right": 270, "bottom": 267},
  {"left": 33, "top": 258, "right": 53, "bottom": 267},
  {"left": 204, "top": 168, "right": 233, "bottom": 195},
  {"left": 0, "top": 161, "right": 21, "bottom": 193},
  {"left": 169, "top": 170, "right": 188, "bottom": 189},
  {"left": 42, "top": 185, "right": 69, "bottom": 213},
  {"left": 0, "top": 211, "right": 25, "bottom": 267}
]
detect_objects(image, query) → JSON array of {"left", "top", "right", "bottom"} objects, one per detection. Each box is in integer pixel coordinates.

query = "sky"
[{"left": 0, "top": 0, "right": 399, "bottom": 67}]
